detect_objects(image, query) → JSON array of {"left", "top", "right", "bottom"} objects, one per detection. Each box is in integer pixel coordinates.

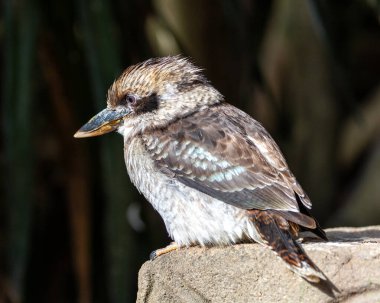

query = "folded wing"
[{"left": 144, "top": 103, "right": 316, "bottom": 230}]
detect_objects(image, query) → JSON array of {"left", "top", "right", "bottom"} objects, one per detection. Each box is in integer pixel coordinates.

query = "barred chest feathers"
[{"left": 123, "top": 136, "right": 263, "bottom": 247}]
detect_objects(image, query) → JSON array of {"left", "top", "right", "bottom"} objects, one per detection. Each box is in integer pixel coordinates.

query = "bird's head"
[{"left": 74, "top": 56, "right": 223, "bottom": 139}]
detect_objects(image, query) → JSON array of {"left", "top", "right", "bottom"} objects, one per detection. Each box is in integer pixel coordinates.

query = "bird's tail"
[{"left": 248, "top": 210, "right": 339, "bottom": 294}]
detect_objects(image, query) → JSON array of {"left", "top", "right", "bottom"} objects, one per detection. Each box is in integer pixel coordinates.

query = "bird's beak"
[{"left": 73, "top": 107, "right": 131, "bottom": 138}]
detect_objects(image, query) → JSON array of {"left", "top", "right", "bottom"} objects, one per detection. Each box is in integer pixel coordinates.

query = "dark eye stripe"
[{"left": 135, "top": 93, "right": 159, "bottom": 114}]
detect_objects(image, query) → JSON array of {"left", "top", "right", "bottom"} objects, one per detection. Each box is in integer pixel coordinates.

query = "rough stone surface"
[{"left": 137, "top": 226, "right": 380, "bottom": 303}]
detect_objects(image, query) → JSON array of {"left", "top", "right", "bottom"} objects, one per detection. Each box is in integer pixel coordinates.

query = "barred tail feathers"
[{"left": 248, "top": 209, "right": 338, "bottom": 292}]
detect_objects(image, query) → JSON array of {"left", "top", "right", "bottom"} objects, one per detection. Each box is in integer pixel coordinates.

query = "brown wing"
[{"left": 143, "top": 103, "right": 316, "bottom": 229}]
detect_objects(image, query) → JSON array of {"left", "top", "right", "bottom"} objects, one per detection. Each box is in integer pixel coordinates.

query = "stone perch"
[{"left": 137, "top": 226, "right": 380, "bottom": 303}]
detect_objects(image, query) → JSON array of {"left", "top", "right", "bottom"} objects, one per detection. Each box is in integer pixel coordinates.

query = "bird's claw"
[{"left": 149, "top": 250, "right": 158, "bottom": 260}]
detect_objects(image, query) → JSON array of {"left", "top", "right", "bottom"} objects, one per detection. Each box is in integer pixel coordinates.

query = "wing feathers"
[
  {"left": 144, "top": 103, "right": 316, "bottom": 225},
  {"left": 270, "top": 210, "right": 316, "bottom": 229}
]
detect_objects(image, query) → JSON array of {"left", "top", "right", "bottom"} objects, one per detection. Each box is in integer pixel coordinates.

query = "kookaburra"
[{"left": 74, "top": 56, "right": 337, "bottom": 291}]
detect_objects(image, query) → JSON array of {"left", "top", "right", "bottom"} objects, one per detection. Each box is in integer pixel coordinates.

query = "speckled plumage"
[{"left": 75, "top": 56, "right": 338, "bottom": 293}]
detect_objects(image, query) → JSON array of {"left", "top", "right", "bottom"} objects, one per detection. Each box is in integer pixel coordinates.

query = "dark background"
[{"left": 1, "top": 0, "right": 380, "bottom": 302}]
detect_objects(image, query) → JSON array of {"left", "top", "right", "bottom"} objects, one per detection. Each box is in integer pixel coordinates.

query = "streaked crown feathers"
[{"left": 107, "top": 56, "right": 214, "bottom": 108}]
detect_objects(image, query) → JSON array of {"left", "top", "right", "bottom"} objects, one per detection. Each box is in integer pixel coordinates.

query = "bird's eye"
[{"left": 122, "top": 94, "right": 137, "bottom": 106}]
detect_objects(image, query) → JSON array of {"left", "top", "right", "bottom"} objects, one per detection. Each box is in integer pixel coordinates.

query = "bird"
[{"left": 74, "top": 55, "right": 338, "bottom": 292}]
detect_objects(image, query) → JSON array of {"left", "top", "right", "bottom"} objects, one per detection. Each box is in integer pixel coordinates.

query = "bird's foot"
[{"left": 150, "top": 242, "right": 180, "bottom": 260}]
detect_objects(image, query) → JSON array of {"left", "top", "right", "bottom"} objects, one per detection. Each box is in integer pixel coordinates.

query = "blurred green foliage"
[{"left": 1, "top": 0, "right": 379, "bottom": 302}]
